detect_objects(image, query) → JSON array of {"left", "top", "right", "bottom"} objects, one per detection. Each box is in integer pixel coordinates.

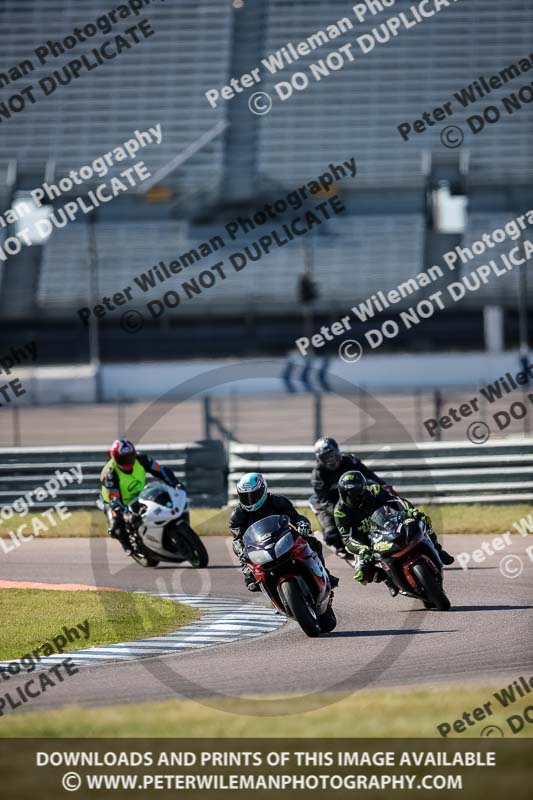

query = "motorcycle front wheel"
[
  {"left": 280, "top": 579, "right": 322, "bottom": 637},
  {"left": 411, "top": 561, "right": 450, "bottom": 611},
  {"left": 177, "top": 523, "right": 209, "bottom": 568}
]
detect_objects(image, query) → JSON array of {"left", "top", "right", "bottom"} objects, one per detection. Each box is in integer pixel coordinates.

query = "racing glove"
[
  {"left": 297, "top": 520, "right": 311, "bottom": 536},
  {"left": 353, "top": 546, "right": 374, "bottom": 585},
  {"left": 410, "top": 507, "right": 432, "bottom": 530},
  {"left": 110, "top": 499, "right": 127, "bottom": 516},
  {"left": 232, "top": 538, "right": 245, "bottom": 560}
]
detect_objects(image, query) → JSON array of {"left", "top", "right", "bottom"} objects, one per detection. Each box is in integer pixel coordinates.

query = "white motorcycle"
[{"left": 126, "top": 481, "right": 209, "bottom": 568}]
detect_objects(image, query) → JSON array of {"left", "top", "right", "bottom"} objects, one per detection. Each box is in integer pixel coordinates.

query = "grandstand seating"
[
  {"left": 0, "top": 0, "right": 530, "bottom": 192},
  {"left": 259, "top": 0, "right": 533, "bottom": 186},
  {"left": 1, "top": 0, "right": 532, "bottom": 321},
  {"left": 36, "top": 214, "right": 426, "bottom": 315},
  {"left": 458, "top": 212, "right": 529, "bottom": 306},
  {"left": 0, "top": 0, "right": 231, "bottom": 193},
  {"left": 32, "top": 207, "right": 533, "bottom": 316}
]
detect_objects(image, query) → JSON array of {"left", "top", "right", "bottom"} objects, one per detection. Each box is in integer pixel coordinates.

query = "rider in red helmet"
[{"left": 100, "top": 438, "right": 183, "bottom": 554}]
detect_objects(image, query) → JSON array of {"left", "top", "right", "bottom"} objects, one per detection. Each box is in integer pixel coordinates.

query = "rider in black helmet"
[
  {"left": 334, "top": 471, "right": 454, "bottom": 596},
  {"left": 310, "top": 437, "right": 390, "bottom": 552}
]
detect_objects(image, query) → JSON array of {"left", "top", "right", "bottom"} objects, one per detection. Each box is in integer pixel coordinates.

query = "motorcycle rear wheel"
[
  {"left": 280, "top": 580, "right": 321, "bottom": 637},
  {"left": 411, "top": 561, "right": 450, "bottom": 611}
]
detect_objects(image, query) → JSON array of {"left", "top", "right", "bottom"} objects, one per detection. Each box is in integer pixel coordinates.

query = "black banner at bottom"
[{"left": 0, "top": 738, "right": 531, "bottom": 799}]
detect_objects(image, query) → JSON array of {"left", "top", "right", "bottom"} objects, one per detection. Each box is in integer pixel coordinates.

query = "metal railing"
[
  {"left": 228, "top": 439, "right": 533, "bottom": 505},
  {"left": 0, "top": 441, "right": 227, "bottom": 510},
  {"left": 1, "top": 438, "right": 532, "bottom": 511}
]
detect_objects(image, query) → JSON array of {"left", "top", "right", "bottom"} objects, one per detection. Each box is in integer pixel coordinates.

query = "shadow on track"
[
  {"left": 444, "top": 566, "right": 499, "bottom": 571},
  {"left": 326, "top": 629, "right": 457, "bottom": 638},
  {"left": 147, "top": 564, "right": 234, "bottom": 570},
  {"left": 402, "top": 604, "right": 533, "bottom": 612},
  {"left": 449, "top": 604, "right": 533, "bottom": 612}
]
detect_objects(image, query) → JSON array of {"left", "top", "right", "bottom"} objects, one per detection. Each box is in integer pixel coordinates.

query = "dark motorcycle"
[
  {"left": 368, "top": 506, "right": 451, "bottom": 610},
  {"left": 242, "top": 514, "right": 337, "bottom": 637}
]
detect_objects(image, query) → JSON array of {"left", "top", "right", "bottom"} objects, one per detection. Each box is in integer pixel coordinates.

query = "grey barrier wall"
[
  {"left": 0, "top": 438, "right": 532, "bottom": 511},
  {"left": 229, "top": 439, "right": 533, "bottom": 505},
  {"left": 0, "top": 441, "right": 228, "bottom": 510}
]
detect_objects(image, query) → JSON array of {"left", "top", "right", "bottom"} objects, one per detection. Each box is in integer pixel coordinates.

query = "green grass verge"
[
  {"left": 0, "top": 683, "right": 531, "bottom": 737},
  {"left": 0, "top": 504, "right": 531, "bottom": 539},
  {"left": 0, "top": 589, "right": 200, "bottom": 661}
]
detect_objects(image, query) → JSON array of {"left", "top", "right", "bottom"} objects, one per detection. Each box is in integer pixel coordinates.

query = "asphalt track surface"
[{"left": 1, "top": 535, "right": 532, "bottom": 716}]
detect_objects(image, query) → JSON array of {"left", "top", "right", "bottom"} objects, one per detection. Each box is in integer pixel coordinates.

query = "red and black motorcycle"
[
  {"left": 368, "top": 505, "right": 451, "bottom": 610},
  {"left": 242, "top": 514, "right": 337, "bottom": 637}
]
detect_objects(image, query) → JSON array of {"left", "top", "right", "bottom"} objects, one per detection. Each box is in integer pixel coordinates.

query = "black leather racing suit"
[
  {"left": 311, "top": 454, "right": 385, "bottom": 547},
  {"left": 334, "top": 486, "right": 434, "bottom": 583}
]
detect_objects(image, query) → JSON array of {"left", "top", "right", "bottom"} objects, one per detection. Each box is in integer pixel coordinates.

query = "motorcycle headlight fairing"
[
  {"left": 274, "top": 532, "right": 294, "bottom": 558},
  {"left": 248, "top": 549, "right": 273, "bottom": 565}
]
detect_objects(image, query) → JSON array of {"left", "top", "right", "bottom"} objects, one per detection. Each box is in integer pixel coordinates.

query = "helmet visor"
[
  {"left": 115, "top": 451, "right": 136, "bottom": 470},
  {"left": 343, "top": 487, "right": 365, "bottom": 508},
  {"left": 320, "top": 450, "right": 340, "bottom": 469},
  {"left": 238, "top": 486, "right": 264, "bottom": 509}
]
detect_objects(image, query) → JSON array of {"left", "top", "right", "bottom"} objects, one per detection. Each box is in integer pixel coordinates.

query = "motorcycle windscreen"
[
  {"left": 370, "top": 505, "right": 406, "bottom": 533},
  {"left": 242, "top": 514, "right": 290, "bottom": 548},
  {"left": 138, "top": 482, "right": 173, "bottom": 508}
]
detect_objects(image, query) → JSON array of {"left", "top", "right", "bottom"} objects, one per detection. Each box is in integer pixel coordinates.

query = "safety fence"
[
  {"left": 0, "top": 438, "right": 532, "bottom": 511},
  {"left": 0, "top": 441, "right": 227, "bottom": 510},
  {"left": 228, "top": 439, "right": 533, "bottom": 506}
]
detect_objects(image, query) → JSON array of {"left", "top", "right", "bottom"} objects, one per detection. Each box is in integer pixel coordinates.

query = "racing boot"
[
  {"left": 436, "top": 545, "right": 454, "bottom": 565},
  {"left": 119, "top": 531, "right": 133, "bottom": 557},
  {"left": 328, "top": 572, "right": 340, "bottom": 589},
  {"left": 422, "top": 520, "right": 454, "bottom": 565},
  {"left": 244, "top": 570, "right": 260, "bottom": 593},
  {"left": 430, "top": 534, "right": 454, "bottom": 565},
  {"left": 324, "top": 528, "right": 346, "bottom": 556},
  {"left": 109, "top": 520, "right": 133, "bottom": 556},
  {"left": 374, "top": 567, "right": 398, "bottom": 597}
]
